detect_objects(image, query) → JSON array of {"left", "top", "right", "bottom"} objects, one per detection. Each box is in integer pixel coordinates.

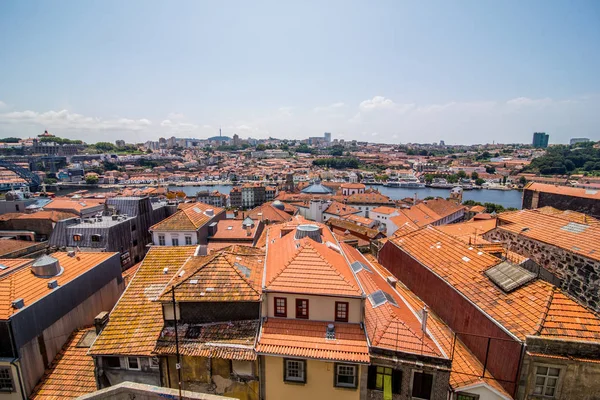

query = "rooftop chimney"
[
  {"left": 326, "top": 323, "right": 336, "bottom": 340},
  {"left": 94, "top": 311, "right": 110, "bottom": 334},
  {"left": 421, "top": 306, "right": 429, "bottom": 333}
]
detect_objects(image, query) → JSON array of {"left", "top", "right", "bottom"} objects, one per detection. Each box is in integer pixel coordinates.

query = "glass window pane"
[
  {"left": 534, "top": 385, "right": 543, "bottom": 395},
  {"left": 548, "top": 368, "right": 560, "bottom": 376},
  {"left": 545, "top": 387, "right": 555, "bottom": 397},
  {"left": 536, "top": 376, "right": 546, "bottom": 385},
  {"left": 536, "top": 366, "right": 548, "bottom": 375},
  {"left": 547, "top": 378, "right": 557, "bottom": 387}
]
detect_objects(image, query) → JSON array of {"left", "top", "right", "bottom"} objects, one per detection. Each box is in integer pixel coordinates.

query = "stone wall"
[
  {"left": 523, "top": 189, "right": 600, "bottom": 217},
  {"left": 483, "top": 228, "right": 600, "bottom": 311}
]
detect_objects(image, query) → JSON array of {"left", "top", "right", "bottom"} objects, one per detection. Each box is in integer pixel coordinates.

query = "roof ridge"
[
  {"left": 534, "top": 287, "right": 555, "bottom": 335},
  {"left": 224, "top": 254, "right": 262, "bottom": 296},
  {"left": 305, "top": 240, "right": 361, "bottom": 292}
]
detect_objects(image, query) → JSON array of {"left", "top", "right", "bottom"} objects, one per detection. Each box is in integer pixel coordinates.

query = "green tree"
[
  {"left": 457, "top": 170, "right": 467, "bottom": 179},
  {"left": 94, "top": 142, "right": 117, "bottom": 152},
  {"left": 256, "top": 144, "right": 266, "bottom": 151},
  {"left": 519, "top": 176, "right": 527, "bottom": 185},
  {"left": 485, "top": 166, "right": 496, "bottom": 174},
  {"left": 471, "top": 171, "right": 479, "bottom": 180},
  {"left": 85, "top": 175, "right": 99, "bottom": 184},
  {"left": 475, "top": 178, "right": 485, "bottom": 186},
  {"left": 0, "top": 137, "right": 21, "bottom": 143}
]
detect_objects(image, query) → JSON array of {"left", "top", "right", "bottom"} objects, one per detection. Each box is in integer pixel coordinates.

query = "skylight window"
[
  {"left": 560, "top": 222, "right": 589, "bottom": 234},
  {"left": 350, "top": 261, "right": 371, "bottom": 273},
  {"left": 368, "top": 290, "right": 398, "bottom": 308},
  {"left": 485, "top": 261, "right": 536, "bottom": 293},
  {"left": 192, "top": 207, "right": 202, "bottom": 213}
]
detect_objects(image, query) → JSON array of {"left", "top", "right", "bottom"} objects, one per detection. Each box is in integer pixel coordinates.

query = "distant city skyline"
[{"left": 1, "top": 0, "right": 599, "bottom": 144}]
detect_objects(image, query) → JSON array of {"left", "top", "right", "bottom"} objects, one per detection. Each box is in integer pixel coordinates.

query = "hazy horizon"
[{"left": 1, "top": 0, "right": 599, "bottom": 144}]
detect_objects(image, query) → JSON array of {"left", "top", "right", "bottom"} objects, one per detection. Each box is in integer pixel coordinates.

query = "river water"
[{"left": 169, "top": 184, "right": 523, "bottom": 209}]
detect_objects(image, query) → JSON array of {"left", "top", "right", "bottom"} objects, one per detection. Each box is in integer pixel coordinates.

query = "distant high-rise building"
[
  {"left": 233, "top": 134, "right": 241, "bottom": 146},
  {"left": 324, "top": 132, "right": 331, "bottom": 142},
  {"left": 570, "top": 138, "right": 590, "bottom": 145},
  {"left": 439, "top": 140, "right": 445, "bottom": 146},
  {"left": 532, "top": 132, "right": 549, "bottom": 148}
]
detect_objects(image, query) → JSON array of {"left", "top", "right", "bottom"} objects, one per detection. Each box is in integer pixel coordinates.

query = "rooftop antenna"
[{"left": 219, "top": 127, "right": 222, "bottom": 137}]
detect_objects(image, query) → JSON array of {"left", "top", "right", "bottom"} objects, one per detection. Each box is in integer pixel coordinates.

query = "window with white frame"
[
  {"left": 534, "top": 366, "right": 560, "bottom": 398},
  {"left": 185, "top": 236, "right": 192, "bottom": 245},
  {"left": 412, "top": 371, "right": 433, "bottom": 400},
  {"left": 158, "top": 235, "right": 165, "bottom": 246},
  {"left": 0, "top": 367, "right": 14, "bottom": 392},
  {"left": 127, "top": 357, "right": 141, "bottom": 370},
  {"left": 335, "top": 364, "right": 358, "bottom": 388},
  {"left": 150, "top": 356, "right": 159, "bottom": 369},
  {"left": 284, "top": 359, "right": 306, "bottom": 383},
  {"left": 171, "top": 237, "right": 179, "bottom": 246}
]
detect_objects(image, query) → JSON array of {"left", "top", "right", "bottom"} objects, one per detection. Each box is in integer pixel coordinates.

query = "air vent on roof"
[
  {"left": 12, "top": 298, "right": 24, "bottom": 309},
  {"left": 326, "top": 241, "right": 340, "bottom": 253},
  {"left": 295, "top": 224, "right": 322, "bottom": 242},
  {"left": 368, "top": 290, "right": 398, "bottom": 308},
  {"left": 234, "top": 262, "right": 251, "bottom": 278},
  {"left": 163, "top": 267, "right": 169, "bottom": 274},
  {"left": 350, "top": 261, "right": 371, "bottom": 273},
  {"left": 0, "top": 264, "right": 8, "bottom": 270},
  {"left": 561, "top": 222, "right": 589, "bottom": 234},
  {"left": 31, "top": 255, "right": 62, "bottom": 278},
  {"left": 47, "top": 279, "right": 59, "bottom": 289},
  {"left": 189, "top": 279, "right": 199, "bottom": 284},
  {"left": 485, "top": 261, "right": 536, "bottom": 293},
  {"left": 326, "top": 323, "right": 335, "bottom": 340},
  {"left": 386, "top": 276, "right": 398, "bottom": 288},
  {"left": 205, "top": 209, "right": 214, "bottom": 217},
  {"left": 462, "top": 256, "right": 470, "bottom": 262}
]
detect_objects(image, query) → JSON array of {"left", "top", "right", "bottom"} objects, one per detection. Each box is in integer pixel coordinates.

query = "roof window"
[{"left": 484, "top": 261, "right": 536, "bottom": 293}]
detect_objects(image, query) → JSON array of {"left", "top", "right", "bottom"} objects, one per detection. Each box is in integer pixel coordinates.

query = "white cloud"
[
  {"left": 506, "top": 97, "right": 553, "bottom": 107},
  {"left": 278, "top": 107, "right": 293, "bottom": 117},
  {"left": 0, "top": 101, "right": 6, "bottom": 109},
  {"left": 167, "top": 112, "right": 185, "bottom": 120},
  {"left": 314, "top": 102, "right": 345, "bottom": 112},
  {"left": 359, "top": 96, "right": 396, "bottom": 111},
  {"left": 0, "top": 109, "right": 151, "bottom": 131}
]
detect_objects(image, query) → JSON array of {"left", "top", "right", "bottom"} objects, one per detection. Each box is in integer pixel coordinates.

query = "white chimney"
[{"left": 421, "top": 306, "right": 429, "bottom": 332}]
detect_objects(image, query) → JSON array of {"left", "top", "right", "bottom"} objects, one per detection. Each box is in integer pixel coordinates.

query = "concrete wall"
[
  {"left": 265, "top": 293, "right": 362, "bottom": 323},
  {"left": 262, "top": 356, "right": 362, "bottom": 400},
  {"left": 484, "top": 228, "right": 600, "bottom": 312},
  {"left": 99, "top": 356, "right": 160, "bottom": 388}
]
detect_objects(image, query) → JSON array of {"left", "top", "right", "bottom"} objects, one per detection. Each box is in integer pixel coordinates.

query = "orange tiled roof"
[
  {"left": 370, "top": 206, "right": 398, "bottom": 215},
  {"left": 89, "top": 246, "right": 197, "bottom": 356},
  {"left": 0, "top": 239, "right": 41, "bottom": 256},
  {"left": 43, "top": 197, "right": 104, "bottom": 212},
  {"left": 244, "top": 203, "right": 294, "bottom": 223},
  {"left": 342, "top": 243, "right": 444, "bottom": 358},
  {"left": 340, "top": 183, "right": 366, "bottom": 189},
  {"left": 495, "top": 209, "right": 600, "bottom": 262},
  {"left": 346, "top": 192, "right": 392, "bottom": 205},
  {"left": 30, "top": 328, "right": 96, "bottom": 400},
  {"left": 256, "top": 318, "right": 369, "bottom": 363},
  {"left": 525, "top": 182, "right": 600, "bottom": 200},
  {"left": 265, "top": 223, "right": 362, "bottom": 297},
  {"left": 158, "top": 246, "right": 264, "bottom": 302},
  {"left": 535, "top": 206, "right": 600, "bottom": 225},
  {"left": 0, "top": 258, "right": 33, "bottom": 278},
  {"left": 209, "top": 219, "right": 261, "bottom": 240},
  {"left": 342, "top": 214, "right": 375, "bottom": 226},
  {"left": 0, "top": 252, "right": 117, "bottom": 320},
  {"left": 389, "top": 227, "right": 600, "bottom": 342},
  {"left": 327, "top": 218, "right": 384, "bottom": 240},
  {"left": 150, "top": 202, "right": 224, "bottom": 231},
  {"left": 389, "top": 204, "right": 442, "bottom": 229},
  {"left": 421, "top": 198, "right": 465, "bottom": 219},
  {"left": 365, "top": 255, "right": 511, "bottom": 398},
  {"left": 324, "top": 201, "right": 360, "bottom": 217},
  {"left": 436, "top": 219, "right": 498, "bottom": 245}
]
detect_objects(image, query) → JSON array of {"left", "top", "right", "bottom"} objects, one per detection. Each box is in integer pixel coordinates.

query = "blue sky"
[{"left": 1, "top": 0, "right": 599, "bottom": 144}]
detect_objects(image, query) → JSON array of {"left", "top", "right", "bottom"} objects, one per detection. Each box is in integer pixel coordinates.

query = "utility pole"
[{"left": 172, "top": 285, "right": 182, "bottom": 400}]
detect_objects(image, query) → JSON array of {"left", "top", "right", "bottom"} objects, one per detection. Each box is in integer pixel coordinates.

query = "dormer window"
[
  {"left": 275, "top": 297, "right": 287, "bottom": 317},
  {"left": 91, "top": 234, "right": 102, "bottom": 242},
  {"left": 73, "top": 234, "right": 82, "bottom": 242}
]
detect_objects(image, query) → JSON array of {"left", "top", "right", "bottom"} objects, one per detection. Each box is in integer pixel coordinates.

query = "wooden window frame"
[
  {"left": 295, "top": 298, "right": 309, "bottom": 319},
  {"left": 127, "top": 357, "right": 141, "bottom": 371},
  {"left": 283, "top": 358, "right": 306, "bottom": 383},
  {"left": 274, "top": 297, "right": 287, "bottom": 317},
  {"left": 334, "top": 363, "right": 358, "bottom": 389},
  {"left": 335, "top": 301, "right": 349, "bottom": 322},
  {"left": 411, "top": 370, "right": 434, "bottom": 400},
  {"left": 0, "top": 366, "right": 14, "bottom": 392}
]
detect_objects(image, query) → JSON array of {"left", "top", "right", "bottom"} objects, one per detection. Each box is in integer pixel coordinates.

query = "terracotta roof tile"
[
  {"left": 30, "top": 328, "right": 97, "bottom": 399},
  {"left": 150, "top": 202, "right": 224, "bottom": 231},
  {"left": 0, "top": 252, "right": 117, "bottom": 320},
  {"left": 89, "top": 246, "right": 197, "bottom": 356},
  {"left": 389, "top": 227, "right": 600, "bottom": 342},
  {"left": 525, "top": 182, "right": 600, "bottom": 200},
  {"left": 256, "top": 318, "right": 369, "bottom": 363}
]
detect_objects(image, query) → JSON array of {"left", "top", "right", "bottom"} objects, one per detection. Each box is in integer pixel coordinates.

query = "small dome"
[
  {"left": 272, "top": 200, "right": 285, "bottom": 210},
  {"left": 301, "top": 182, "right": 333, "bottom": 194}
]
